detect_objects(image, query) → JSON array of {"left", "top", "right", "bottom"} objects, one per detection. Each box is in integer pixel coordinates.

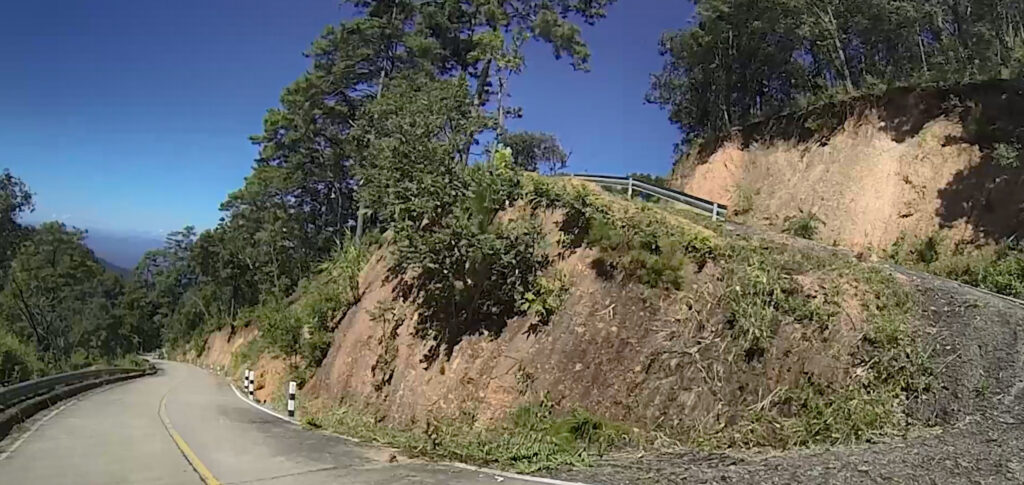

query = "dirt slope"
[
  {"left": 556, "top": 247, "right": 1024, "bottom": 484},
  {"left": 187, "top": 173, "right": 1024, "bottom": 482},
  {"left": 672, "top": 81, "right": 1024, "bottom": 251}
]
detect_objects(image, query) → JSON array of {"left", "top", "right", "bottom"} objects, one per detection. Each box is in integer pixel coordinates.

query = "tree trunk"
[{"left": 814, "top": 4, "right": 854, "bottom": 93}]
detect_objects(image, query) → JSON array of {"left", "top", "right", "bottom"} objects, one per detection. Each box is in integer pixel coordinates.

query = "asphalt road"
[{"left": 0, "top": 360, "right": 537, "bottom": 485}]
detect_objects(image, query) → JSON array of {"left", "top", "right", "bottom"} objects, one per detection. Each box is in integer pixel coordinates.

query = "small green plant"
[
  {"left": 732, "top": 184, "right": 756, "bottom": 215},
  {"left": 721, "top": 243, "right": 838, "bottom": 359},
  {"left": 229, "top": 336, "right": 266, "bottom": 375},
  {"left": 520, "top": 270, "right": 570, "bottom": 325},
  {"left": 914, "top": 233, "right": 941, "bottom": 265},
  {"left": 976, "top": 377, "right": 991, "bottom": 398},
  {"left": 783, "top": 210, "right": 824, "bottom": 240},
  {"left": 991, "top": 143, "right": 1021, "bottom": 168}
]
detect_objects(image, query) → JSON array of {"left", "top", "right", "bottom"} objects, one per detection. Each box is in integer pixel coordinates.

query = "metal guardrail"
[
  {"left": 564, "top": 174, "right": 729, "bottom": 221},
  {"left": 0, "top": 367, "right": 141, "bottom": 411}
]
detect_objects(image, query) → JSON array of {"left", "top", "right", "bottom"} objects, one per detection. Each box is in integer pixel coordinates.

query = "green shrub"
[
  {"left": 519, "top": 270, "right": 571, "bottom": 325},
  {"left": 229, "top": 336, "right": 266, "bottom": 375},
  {"left": 251, "top": 300, "right": 301, "bottom": 357},
  {"left": 0, "top": 331, "right": 45, "bottom": 385},
  {"left": 732, "top": 184, "right": 755, "bottom": 215},
  {"left": 525, "top": 175, "right": 717, "bottom": 290},
  {"left": 914, "top": 233, "right": 941, "bottom": 265},
  {"left": 387, "top": 160, "right": 557, "bottom": 361},
  {"left": 976, "top": 252, "right": 1024, "bottom": 298},
  {"left": 783, "top": 210, "right": 824, "bottom": 240},
  {"left": 992, "top": 143, "right": 1021, "bottom": 168}
]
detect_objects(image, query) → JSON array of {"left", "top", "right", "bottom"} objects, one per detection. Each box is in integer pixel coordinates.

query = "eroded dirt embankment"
[
  {"left": 672, "top": 81, "right": 1024, "bottom": 251},
  {"left": 556, "top": 257, "right": 1024, "bottom": 484}
]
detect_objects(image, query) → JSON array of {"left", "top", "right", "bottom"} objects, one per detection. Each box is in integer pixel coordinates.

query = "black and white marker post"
[
  {"left": 248, "top": 370, "right": 255, "bottom": 400},
  {"left": 287, "top": 381, "right": 297, "bottom": 418},
  {"left": 242, "top": 369, "right": 249, "bottom": 392}
]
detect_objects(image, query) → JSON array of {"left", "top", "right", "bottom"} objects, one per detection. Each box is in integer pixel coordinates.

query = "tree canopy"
[
  {"left": 650, "top": 0, "right": 1024, "bottom": 145},
  {"left": 499, "top": 131, "right": 570, "bottom": 173}
]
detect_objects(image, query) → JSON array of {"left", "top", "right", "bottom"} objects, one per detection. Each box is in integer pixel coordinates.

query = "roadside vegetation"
[
  {"left": 887, "top": 232, "right": 1024, "bottom": 299},
  {"left": 0, "top": 171, "right": 156, "bottom": 386},
  {"left": 302, "top": 396, "right": 626, "bottom": 473}
]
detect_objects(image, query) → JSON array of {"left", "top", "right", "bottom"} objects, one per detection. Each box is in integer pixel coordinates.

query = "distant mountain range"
[
  {"left": 82, "top": 229, "right": 164, "bottom": 271},
  {"left": 97, "top": 256, "right": 133, "bottom": 279}
]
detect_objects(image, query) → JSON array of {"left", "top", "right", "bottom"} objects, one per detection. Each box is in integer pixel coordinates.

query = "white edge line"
[
  {"left": 228, "top": 382, "right": 303, "bottom": 427},
  {"left": 0, "top": 399, "right": 78, "bottom": 461},
  {"left": 443, "top": 462, "right": 594, "bottom": 485},
  {"left": 221, "top": 373, "right": 592, "bottom": 485}
]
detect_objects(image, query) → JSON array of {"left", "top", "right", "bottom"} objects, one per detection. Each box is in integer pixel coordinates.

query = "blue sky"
[{"left": 1, "top": 0, "right": 695, "bottom": 238}]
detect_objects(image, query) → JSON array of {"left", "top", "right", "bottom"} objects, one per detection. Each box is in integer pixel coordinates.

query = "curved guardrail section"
[
  {"left": 563, "top": 174, "right": 729, "bottom": 221},
  {"left": 0, "top": 366, "right": 153, "bottom": 439}
]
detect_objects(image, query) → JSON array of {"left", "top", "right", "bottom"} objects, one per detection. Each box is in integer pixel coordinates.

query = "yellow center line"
[{"left": 158, "top": 392, "right": 222, "bottom": 485}]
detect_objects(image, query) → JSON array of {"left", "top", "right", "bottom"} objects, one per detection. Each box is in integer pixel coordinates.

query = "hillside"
[
  {"left": 97, "top": 257, "right": 132, "bottom": 279},
  {"left": 670, "top": 80, "right": 1024, "bottom": 252},
  {"left": 181, "top": 174, "right": 1024, "bottom": 481}
]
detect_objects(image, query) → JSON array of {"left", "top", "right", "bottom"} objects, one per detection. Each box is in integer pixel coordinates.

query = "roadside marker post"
[
  {"left": 248, "top": 371, "right": 255, "bottom": 400},
  {"left": 243, "top": 369, "right": 249, "bottom": 392},
  {"left": 287, "top": 381, "right": 297, "bottom": 418}
]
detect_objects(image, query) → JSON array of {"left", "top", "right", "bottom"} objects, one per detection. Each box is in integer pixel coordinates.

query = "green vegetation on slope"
[
  {"left": 888, "top": 232, "right": 1024, "bottom": 300},
  {"left": 228, "top": 241, "right": 369, "bottom": 382},
  {"left": 303, "top": 396, "right": 626, "bottom": 473},
  {"left": 525, "top": 177, "right": 929, "bottom": 449},
  {"left": 250, "top": 169, "right": 931, "bottom": 471},
  {"left": 97, "top": 0, "right": 953, "bottom": 472}
]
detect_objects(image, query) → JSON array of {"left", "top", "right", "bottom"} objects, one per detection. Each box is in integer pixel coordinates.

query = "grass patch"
[
  {"left": 783, "top": 210, "right": 824, "bottom": 240},
  {"left": 302, "top": 396, "right": 628, "bottom": 473},
  {"left": 732, "top": 184, "right": 756, "bottom": 216},
  {"left": 720, "top": 242, "right": 840, "bottom": 360},
  {"left": 887, "top": 232, "right": 1024, "bottom": 300}
]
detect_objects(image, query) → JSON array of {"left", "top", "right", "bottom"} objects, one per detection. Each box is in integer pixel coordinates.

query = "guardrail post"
[
  {"left": 287, "top": 381, "right": 297, "bottom": 418},
  {"left": 712, "top": 202, "right": 719, "bottom": 222},
  {"left": 627, "top": 177, "right": 634, "bottom": 199},
  {"left": 248, "top": 371, "right": 255, "bottom": 400}
]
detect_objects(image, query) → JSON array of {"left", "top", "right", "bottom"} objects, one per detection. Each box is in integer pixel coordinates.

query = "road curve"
[{"left": 0, "top": 360, "right": 537, "bottom": 484}]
